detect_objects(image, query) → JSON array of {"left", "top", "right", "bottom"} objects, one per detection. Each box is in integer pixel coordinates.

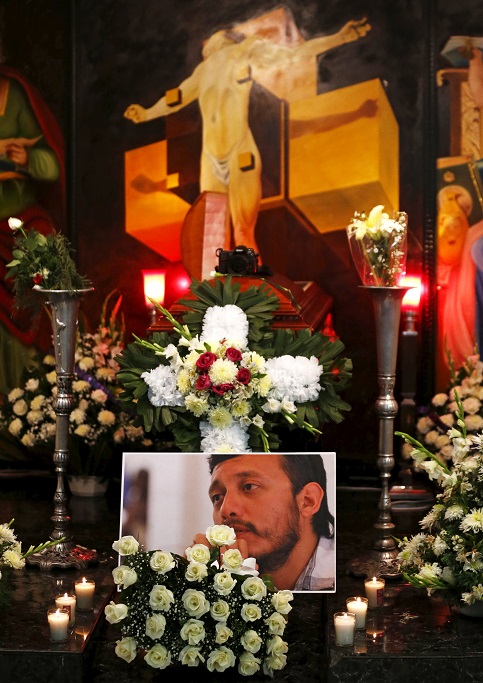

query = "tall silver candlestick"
[
  {"left": 27, "top": 288, "right": 98, "bottom": 570},
  {"left": 349, "top": 285, "right": 408, "bottom": 578}
]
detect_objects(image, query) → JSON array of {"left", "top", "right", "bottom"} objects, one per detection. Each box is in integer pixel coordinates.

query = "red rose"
[
  {"left": 33, "top": 273, "right": 43, "bottom": 285},
  {"left": 236, "top": 368, "right": 251, "bottom": 385},
  {"left": 196, "top": 373, "right": 212, "bottom": 391},
  {"left": 196, "top": 352, "right": 217, "bottom": 370},
  {"left": 212, "top": 383, "right": 235, "bottom": 395},
  {"left": 225, "top": 347, "right": 242, "bottom": 362}
]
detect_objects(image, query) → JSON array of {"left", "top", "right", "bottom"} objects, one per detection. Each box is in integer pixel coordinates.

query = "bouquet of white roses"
[
  {"left": 396, "top": 394, "right": 483, "bottom": 606},
  {"left": 0, "top": 292, "right": 152, "bottom": 475},
  {"left": 414, "top": 353, "right": 483, "bottom": 467},
  {"left": 346, "top": 204, "right": 407, "bottom": 286},
  {"left": 106, "top": 524, "right": 293, "bottom": 676},
  {"left": 117, "top": 277, "right": 352, "bottom": 452}
]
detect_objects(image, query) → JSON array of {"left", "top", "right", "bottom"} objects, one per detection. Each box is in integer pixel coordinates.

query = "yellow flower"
[{"left": 208, "top": 407, "right": 233, "bottom": 429}]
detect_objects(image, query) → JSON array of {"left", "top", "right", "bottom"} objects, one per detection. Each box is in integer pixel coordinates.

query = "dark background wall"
[{"left": 2, "top": 0, "right": 483, "bottom": 464}]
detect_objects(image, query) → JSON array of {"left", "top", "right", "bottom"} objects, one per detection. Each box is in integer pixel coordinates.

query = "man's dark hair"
[{"left": 208, "top": 453, "right": 334, "bottom": 539}]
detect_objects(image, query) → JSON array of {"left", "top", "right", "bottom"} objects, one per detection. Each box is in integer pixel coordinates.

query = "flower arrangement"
[
  {"left": 116, "top": 277, "right": 352, "bottom": 452},
  {"left": 396, "top": 394, "right": 483, "bottom": 607},
  {"left": 105, "top": 525, "right": 293, "bottom": 676},
  {"left": 346, "top": 204, "right": 407, "bottom": 286},
  {"left": 414, "top": 353, "right": 483, "bottom": 467},
  {"left": 0, "top": 292, "right": 152, "bottom": 476},
  {"left": 6, "top": 217, "right": 91, "bottom": 310}
]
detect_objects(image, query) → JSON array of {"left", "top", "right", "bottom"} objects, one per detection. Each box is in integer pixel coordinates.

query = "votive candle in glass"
[
  {"left": 364, "top": 576, "right": 385, "bottom": 609},
  {"left": 55, "top": 592, "right": 76, "bottom": 625},
  {"left": 346, "top": 596, "right": 369, "bottom": 628},
  {"left": 48, "top": 608, "right": 69, "bottom": 642},
  {"left": 334, "top": 611, "right": 356, "bottom": 646},
  {"left": 75, "top": 577, "right": 95, "bottom": 610}
]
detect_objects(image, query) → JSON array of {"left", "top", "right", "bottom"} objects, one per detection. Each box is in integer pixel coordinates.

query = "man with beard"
[{"left": 193, "top": 453, "right": 335, "bottom": 591}]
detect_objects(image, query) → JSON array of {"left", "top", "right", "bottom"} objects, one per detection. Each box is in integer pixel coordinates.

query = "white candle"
[
  {"left": 334, "top": 611, "right": 356, "bottom": 646},
  {"left": 346, "top": 596, "right": 368, "bottom": 628},
  {"left": 75, "top": 577, "right": 95, "bottom": 610},
  {"left": 48, "top": 608, "right": 69, "bottom": 642},
  {"left": 55, "top": 593, "right": 76, "bottom": 625},
  {"left": 364, "top": 576, "right": 385, "bottom": 609}
]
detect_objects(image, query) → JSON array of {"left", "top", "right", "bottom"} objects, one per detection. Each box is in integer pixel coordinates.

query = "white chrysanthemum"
[
  {"left": 98, "top": 410, "right": 116, "bottom": 426},
  {"left": 74, "top": 424, "right": 91, "bottom": 438},
  {"left": 200, "top": 422, "right": 251, "bottom": 453},
  {"left": 231, "top": 399, "right": 250, "bottom": 418},
  {"left": 416, "top": 416, "right": 433, "bottom": 434},
  {"left": 439, "top": 413, "right": 455, "bottom": 428},
  {"left": 242, "top": 351, "right": 266, "bottom": 373},
  {"left": 26, "top": 410, "right": 43, "bottom": 426},
  {"left": 432, "top": 393, "right": 448, "bottom": 407},
  {"left": 13, "top": 400, "right": 28, "bottom": 417},
  {"left": 8, "top": 418, "right": 23, "bottom": 437},
  {"left": 462, "top": 397, "right": 481, "bottom": 415},
  {"left": 184, "top": 394, "right": 209, "bottom": 417},
  {"left": 21, "top": 433, "right": 35, "bottom": 448},
  {"left": 142, "top": 365, "right": 184, "bottom": 407},
  {"left": 8, "top": 387, "right": 24, "bottom": 402},
  {"left": 208, "top": 359, "right": 238, "bottom": 385},
  {"left": 417, "top": 562, "right": 442, "bottom": 581},
  {"left": 46, "top": 370, "right": 57, "bottom": 384},
  {"left": 256, "top": 375, "right": 271, "bottom": 397},
  {"left": 460, "top": 508, "right": 483, "bottom": 533},
  {"left": 0, "top": 523, "right": 17, "bottom": 544},
  {"left": 424, "top": 430, "right": 439, "bottom": 446},
  {"left": 445, "top": 505, "right": 465, "bottom": 521},
  {"left": 70, "top": 408, "right": 86, "bottom": 425},
  {"left": 176, "top": 368, "right": 193, "bottom": 394},
  {"left": 265, "top": 355, "right": 322, "bottom": 403},
  {"left": 465, "top": 414, "right": 483, "bottom": 432},
  {"left": 30, "top": 394, "right": 46, "bottom": 410},
  {"left": 201, "top": 305, "right": 249, "bottom": 348},
  {"left": 91, "top": 388, "right": 108, "bottom": 403},
  {"left": 72, "top": 380, "right": 90, "bottom": 392},
  {"left": 433, "top": 535, "right": 448, "bottom": 556},
  {"left": 208, "top": 407, "right": 233, "bottom": 429},
  {"left": 25, "top": 378, "right": 39, "bottom": 392}
]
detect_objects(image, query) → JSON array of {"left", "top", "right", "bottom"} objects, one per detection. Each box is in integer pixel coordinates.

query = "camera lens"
[{"left": 229, "top": 255, "right": 249, "bottom": 274}]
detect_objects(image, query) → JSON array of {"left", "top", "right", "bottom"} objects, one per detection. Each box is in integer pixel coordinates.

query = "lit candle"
[
  {"left": 55, "top": 592, "right": 76, "bottom": 625},
  {"left": 364, "top": 576, "right": 385, "bottom": 609},
  {"left": 346, "top": 596, "right": 369, "bottom": 628},
  {"left": 334, "top": 611, "right": 356, "bottom": 646},
  {"left": 75, "top": 577, "right": 95, "bottom": 610},
  {"left": 48, "top": 608, "right": 69, "bottom": 642}
]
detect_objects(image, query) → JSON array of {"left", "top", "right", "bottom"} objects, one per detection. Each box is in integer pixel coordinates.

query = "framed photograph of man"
[{"left": 121, "top": 451, "right": 336, "bottom": 593}]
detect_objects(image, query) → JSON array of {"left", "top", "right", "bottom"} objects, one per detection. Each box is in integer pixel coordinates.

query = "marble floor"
[{"left": 1, "top": 471, "right": 483, "bottom": 683}]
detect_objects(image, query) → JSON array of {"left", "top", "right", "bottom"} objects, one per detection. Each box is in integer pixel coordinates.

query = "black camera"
[{"left": 216, "top": 245, "right": 260, "bottom": 276}]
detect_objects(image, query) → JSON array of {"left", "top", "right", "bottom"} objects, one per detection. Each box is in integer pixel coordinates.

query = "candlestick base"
[
  {"left": 26, "top": 544, "right": 98, "bottom": 571},
  {"left": 347, "top": 548, "right": 402, "bottom": 580}
]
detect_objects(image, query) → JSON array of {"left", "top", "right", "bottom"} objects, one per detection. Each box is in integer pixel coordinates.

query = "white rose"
[
  {"left": 263, "top": 653, "right": 287, "bottom": 675},
  {"left": 182, "top": 589, "right": 210, "bottom": 618},
  {"left": 112, "top": 565, "right": 137, "bottom": 588},
  {"left": 241, "top": 603, "right": 262, "bottom": 622},
  {"left": 213, "top": 571, "right": 237, "bottom": 595},
  {"left": 240, "top": 629, "right": 262, "bottom": 653},
  {"left": 221, "top": 548, "right": 243, "bottom": 571},
  {"left": 178, "top": 645, "right": 205, "bottom": 667},
  {"left": 112, "top": 535, "right": 139, "bottom": 556},
  {"left": 215, "top": 622, "right": 233, "bottom": 644},
  {"left": 265, "top": 611, "right": 287, "bottom": 635},
  {"left": 185, "top": 543, "right": 211, "bottom": 564},
  {"left": 241, "top": 576, "right": 267, "bottom": 601},
  {"left": 206, "top": 646, "right": 236, "bottom": 673},
  {"left": 205, "top": 525, "right": 236, "bottom": 547},
  {"left": 271, "top": 590, "right": 294, "bottom": 615},
  {"left": 210, "top": 599, "right": 230, "bottom": 622},
  {"left": 104, "top": 601, "right": 128, "bottom": 624},
  {"left": 180, "top": 618, "right": 206, "bottom": 645},
  {"left": 149, "top": 584, "right": 175, "bottom": 612},
  {"left": 238, "top": 651, "right": 261, "bottom": 676},
  {"left": 115, "top": 637, "right": 137, "bottom": 663},
  {"left": 266, "top": 635, "right": 289, "bottom": 657},
  {"left": 144, "top": 643, "right": 171, "bottom": 669},
  {"left": 145, "top": 613, "right": 166, "bottom": 639},
  {"left": 185, "top": 561, "right": 208, "bottom": 582},
  {"left": 149, "top": 550, "right": 175, "bottom": 573}
]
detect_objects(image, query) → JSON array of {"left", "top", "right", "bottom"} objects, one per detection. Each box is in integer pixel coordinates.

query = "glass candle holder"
[
  {"left": 48, "top": 608, "right": 69, "bottom": 642},
  {"left": 74, "top": 577, "right": 95, "bottom": 610},
  {"left": 55, "top": 592, "right": 76, "bottom": 625},
  {"left": 364, "top": 577, "right": 385, "bottom": 609},
  {"left": 334, "top": 611, "right": 356, "bottom": 646},
  {"left": 346, "top": 596, "right": 369, "bottom": 628}
]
